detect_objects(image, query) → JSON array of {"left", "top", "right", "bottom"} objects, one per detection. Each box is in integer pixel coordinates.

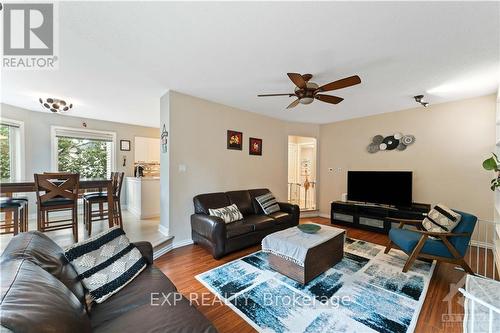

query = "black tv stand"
[{"left": 330, "top": 201, "right": 430, "bottom": 234}]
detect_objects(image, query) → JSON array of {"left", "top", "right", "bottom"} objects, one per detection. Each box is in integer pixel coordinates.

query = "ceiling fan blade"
[
  {"left": 315, "top": 94, "right": 344, "bottom": 104},
  {"left": 257, "top": 93, "right": 295, "bottom": 97},
  {"left": 316, "top": 75, "right": 361, "bottom": 92},
  {"left": 286, "top": 99, "right": 300, "bottom": 109},
  {"left": 287, "top": 73, "right": 307, "bottom": 89}
]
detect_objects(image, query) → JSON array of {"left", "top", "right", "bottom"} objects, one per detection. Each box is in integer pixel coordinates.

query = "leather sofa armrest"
[
  {"left": 278, "top": 202, "right": 299, "bottom": 215},
  {"left": 133, "top": 241, "right": 153, "bottom": 265},
  {"left": 191, "top": 214, "right": 226, "bottom": 241},
  {"left": 278, "top": 202, "right": 300, "bottom": 225}
]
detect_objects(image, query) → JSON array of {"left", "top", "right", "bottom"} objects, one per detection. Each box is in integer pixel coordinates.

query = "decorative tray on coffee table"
[{"left": 297, "top": 224, "right": 321, "bottom": 234}]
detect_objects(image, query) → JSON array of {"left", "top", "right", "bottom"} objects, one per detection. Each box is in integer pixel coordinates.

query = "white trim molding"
[
  {"left": 0, "top": 118, "right": 25, "bottom": 180},
  {"left": 50, "top": 125, "right": 117, "bottom": 174},
  {"left": 152, "top": 237, "right": 194, "bottom": 260}
]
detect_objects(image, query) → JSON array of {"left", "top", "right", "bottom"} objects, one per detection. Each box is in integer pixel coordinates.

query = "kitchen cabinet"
[{"left": 134, "top": 137, "right": 160, "bottom": 163}]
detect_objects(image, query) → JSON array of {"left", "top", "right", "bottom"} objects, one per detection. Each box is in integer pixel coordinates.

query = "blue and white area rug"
[{"left": 196, "top": 238, "right": 435, "bottom": 333}]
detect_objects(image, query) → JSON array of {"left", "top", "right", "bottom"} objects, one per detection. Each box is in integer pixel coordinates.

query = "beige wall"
[
  {"left": 319, "top": 94, "right": 496, "bottom": 220},
  {"left": 160, "top": 91, "right": 319, "bottom": 244},
  {"left": 0, "top": 103, "right": 159, "bottom": 209}
]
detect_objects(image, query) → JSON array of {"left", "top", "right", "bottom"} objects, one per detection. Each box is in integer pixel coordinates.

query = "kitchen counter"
[{"left": 126, "top": 177, "right": 160, "bottom": 219}]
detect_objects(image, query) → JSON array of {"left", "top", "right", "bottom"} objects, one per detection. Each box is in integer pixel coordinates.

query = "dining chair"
[
  {"left": 0, "top": 197, "right": 28, "bottom": 235},
  {"left": 34, "top": 173, "right": 80, "bottom": 242},
  {"left": 83, "top": 172, "right": 124, "bottom": 236},
  {"left": 384, "top": 209, "right": 477, "bottom": 274}
]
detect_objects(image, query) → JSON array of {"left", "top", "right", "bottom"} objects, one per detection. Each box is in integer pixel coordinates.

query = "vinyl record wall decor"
[{"left": 367, "top": 133, "right": 415, "bottom": 153}]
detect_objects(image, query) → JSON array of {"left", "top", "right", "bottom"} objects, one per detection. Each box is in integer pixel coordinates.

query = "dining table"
[{"left": 0, "top": 178, "right": 115, "bottom": 228}]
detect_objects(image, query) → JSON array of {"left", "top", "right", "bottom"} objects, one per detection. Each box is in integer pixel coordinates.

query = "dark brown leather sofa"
[
  {"left": 0, "top": 231, "right": 217, "bottom": 333},
  {"left": 191, "top": 188, "right": 300, "bottom": 259}
]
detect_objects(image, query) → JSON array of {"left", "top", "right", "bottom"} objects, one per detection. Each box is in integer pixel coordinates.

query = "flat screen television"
[{"left": 347, "top": 171, "right": 412, "bottom": 207}]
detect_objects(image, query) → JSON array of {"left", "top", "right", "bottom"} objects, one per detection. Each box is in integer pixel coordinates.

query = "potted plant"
[{"left": 482, "top": 153, "right": 500, "bottom": 191}]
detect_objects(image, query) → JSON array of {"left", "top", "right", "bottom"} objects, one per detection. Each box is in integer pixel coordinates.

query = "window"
[
  {"left": 51, "top": 127, "right": 116, "bottom": 178},
  {"left": 0, "top": 119, "right": 25, "bottom": 180}
]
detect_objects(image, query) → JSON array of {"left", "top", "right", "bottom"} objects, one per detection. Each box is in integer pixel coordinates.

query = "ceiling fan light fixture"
[
  {"left": 39, "top": 98, "right": 73, "bottom": 113},
  {"left": 299, "top": 97, "right": 314, "bottom": 105}
]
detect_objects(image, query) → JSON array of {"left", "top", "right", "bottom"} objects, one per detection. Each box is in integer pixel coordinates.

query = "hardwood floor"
[{"left": 154, "top": 217, "right": 468, "bottom": 333}]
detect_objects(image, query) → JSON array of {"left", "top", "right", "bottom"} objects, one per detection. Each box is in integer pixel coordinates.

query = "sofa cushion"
[
  {"left": 268, "top": 211, "right": 292, "bottom": 224},
  {"left": 0, "top": 231, "right": 86, "bottom": 305},
  {"left": 65, "top": 227, "right": 147, "bottom": 304},
  {"left": 248, "top": 188, "right": 271, "bottom": 214},
  {"left": 422, "top": 203, "right": 461, "bottom": 234},
  {"left": 244, "top": 215, "right": 276, "bottom": 231},
  {"left": 226, "top": 221, "right": 255, "bottom": 238},
  {"left": 0, "top": 259, "right": 91, "bottom": 333},
  {"left": 193, "top": 192, "right": 230, "bottom": 214},
  {"left": 209, "top": 204, "right": 243, "bottom": 223},
  {"left": 255, "top": 192, "right": 280, "bottom": 214},
  {"left": 93, "top": 295, "right": 217, "bottom": 333},
  {"left": 226, "top": 190, "right": 254, "bottom": 215},
  {"left": 89, "top": 266, "right": 177, "bottom": 327}
]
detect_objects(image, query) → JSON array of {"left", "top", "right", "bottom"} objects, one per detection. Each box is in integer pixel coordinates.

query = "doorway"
[{"left": 288, "top": 136, "right": 317, "bottom": 211}]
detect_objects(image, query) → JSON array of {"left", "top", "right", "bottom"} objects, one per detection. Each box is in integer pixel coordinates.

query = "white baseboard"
[
  {"left": 173, "top": 238, "right": 194, "bottom": 248},
  {"left": 319, "top": 213, "right": 330, "bottom": 219},
  {"left": 153, "top": 241, "right": 173, "bottom": 259},
  {"left": 152, "top": 237, "right": 194, "bottom": 260}
]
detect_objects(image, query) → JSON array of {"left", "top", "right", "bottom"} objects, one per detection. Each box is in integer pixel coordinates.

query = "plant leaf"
[{"left": 483, "top": 157, "right": 497, "bottom": 170}]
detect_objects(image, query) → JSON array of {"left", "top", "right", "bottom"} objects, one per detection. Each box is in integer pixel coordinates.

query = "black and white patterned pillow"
[
  {"left": 209, "top": 204, "right": 243, "bottom": 223},
  {"left": 255, "top": 192, "right": 280, "bottom": 214},
  {"left": 422, "top": 203, "right": 461, "bottom": 234},
  {"left": 64, "top": 226, "right": 147, "bottom": 303}
]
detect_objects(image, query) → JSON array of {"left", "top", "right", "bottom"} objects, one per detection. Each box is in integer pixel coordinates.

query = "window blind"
[
  {"left": 1, "top": 122, "right": 20, "bottom": 128},
  {"left": 53, "top": 128, "right": 115, "bottom": 141}
]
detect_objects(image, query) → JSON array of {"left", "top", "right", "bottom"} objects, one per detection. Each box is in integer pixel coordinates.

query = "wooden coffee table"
[{"left": 262, "top": 224, "right": 345, "bottom": 285}]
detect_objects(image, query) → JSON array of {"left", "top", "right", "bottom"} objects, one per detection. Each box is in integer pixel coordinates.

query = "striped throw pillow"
[
  {"left": 255, "top": 192, "right": 280, "bottom": 214},
  {"left": 422, "top": 203, "right": 461, "bottom": 234},
  {"left": 64, "top": 226, "right": 147, "bottom": 303},
  {"left": 209, "top": 204, "right": 243, "bottom": 223}
]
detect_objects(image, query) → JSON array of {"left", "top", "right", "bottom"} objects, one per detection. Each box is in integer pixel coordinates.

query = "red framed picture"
[
  {"left": 249, "top": 137, "right": 262, "bottom": 156},
  {"left": 227, "top": 130, "right": 243, "bottom": 150}
]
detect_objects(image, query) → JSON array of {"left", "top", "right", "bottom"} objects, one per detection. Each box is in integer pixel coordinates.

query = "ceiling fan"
[{"left": 258, "top": 73, "right": 361, "bottom": 109}]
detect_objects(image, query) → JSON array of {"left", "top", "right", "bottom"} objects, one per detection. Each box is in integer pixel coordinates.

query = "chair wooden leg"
[
  {"left": 24, "top": 205, "right": 28, "bottom": 232},
  {"left": 99, "top": 202, "right": 104, "bottom": 219},
  {"left": 39, "top": 208, "right": 44, "bottom": 232},
  {"left": 117, "top": 200, "right": 123, "bottom": 229},
  {"left": 384, "top": 240, "right": 393, "bottom": 254},
  {"left": 73, "top": 205, "right": 78, "bottom": 242},
  {"left": 459, "top": 259, "right": 475, "bottom": 275},
  {"left": 87, "top": 202, "right": 92, "bottom": 237},
  {"left": 13, "top": 209, "right": 19, "bottom": 236},
  {"left": 83, "top": 200, "right": 86, "bottom": 228},
  {"left": 402, "top": 235, "right": 428, "bottom": 273}
]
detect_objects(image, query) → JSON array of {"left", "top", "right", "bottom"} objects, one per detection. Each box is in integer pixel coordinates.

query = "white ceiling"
[{"left": 2, "top": 1, "right": 499, "bottom": 127}]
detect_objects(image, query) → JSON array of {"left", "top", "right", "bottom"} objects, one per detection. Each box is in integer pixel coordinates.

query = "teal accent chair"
[{"left": 384, "top": 210, "right": 477, "bottom": 274}]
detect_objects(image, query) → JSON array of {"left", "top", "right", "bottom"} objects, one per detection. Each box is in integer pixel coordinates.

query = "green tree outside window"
[{"left": 57, "top": 137, "right": 109, "bottom": 178}]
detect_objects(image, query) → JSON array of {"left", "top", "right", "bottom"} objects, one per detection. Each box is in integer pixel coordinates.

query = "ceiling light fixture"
[
  {"left": 414, "top": 95, "right": 429, "bottom": 107},
  {"left": 39, "top": 98, "right": 73, "bottom": 113}
]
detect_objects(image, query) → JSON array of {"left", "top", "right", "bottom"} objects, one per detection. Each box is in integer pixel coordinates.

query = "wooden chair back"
[
  {"left": 111, "top": 172, "right": 125, "bottom": 198},
  {"left": 34, "top": 173, "right": 80, "bottom": 204}
]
